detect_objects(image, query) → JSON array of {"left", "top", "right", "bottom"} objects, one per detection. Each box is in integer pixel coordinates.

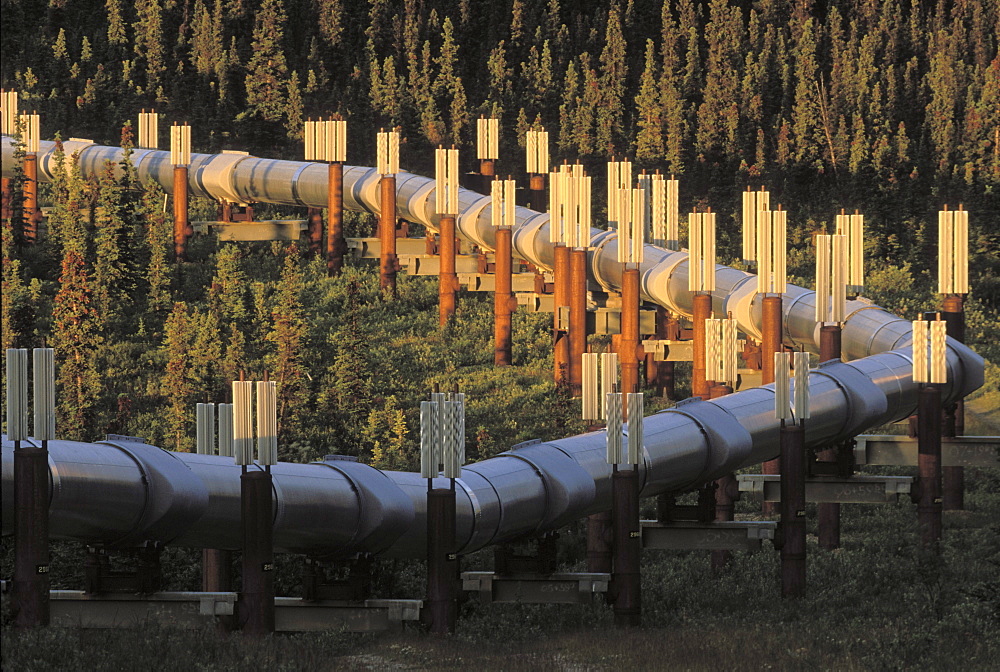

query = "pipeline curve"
[{"left": 0, "top": 137, "right": 984, "bottom": 558}]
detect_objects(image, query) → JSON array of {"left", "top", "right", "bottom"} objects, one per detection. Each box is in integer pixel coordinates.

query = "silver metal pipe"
[{"left": 1, "top": 136, "right": 984, "bottom": 558}]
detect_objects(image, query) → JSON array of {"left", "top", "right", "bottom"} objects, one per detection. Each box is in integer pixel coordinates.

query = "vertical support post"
[
  {"left": 529, "top": 173, "right": 546, "bottom": 211},
  {"left": 918, "top": 384, "right": 943, "bottom": 548},
  {"left": 779, "top": 421, "right": 806, "bottom": 597},
  {"left": 612, "top": 467, "right": 640, "bottom": 626},
  {"left": 620, "top": 268, "right": 640, "bottom": 395},
  {"left": 569, "top": 248, "right": 588, "bottom": 395},
  {"left": 22, "top": 153, "right": 38, "bottom": 243},
  {"left": 306, "top": 208, "right": 324, "bottom": 255},
  {"left": 327, "top": 161, "right": 345, "bottom": 275},
  {"left": 477, "top": 117, "right": 499, "bottom": 194},
  {"left": 817, "top": 324, "right": 843, "bottom": 550},
  {"left": 941, "top": 293, "right": 965, "bottom": 509},
  {"left": 171, "top": 123, "right": 191, "bottom": 262},
  {"left": 239, "top": 468, "right": 274, "bottom": 636},
  {"left": 760, "top": 295, "right": 783, "bottom": 513},
  {"left": 494, "top": 226, "right": 513, "bottom": 365},
  {"left": 492, "top": 179, "right": 515, "bottom": 366},
  {"left": 691, "top": 293, "right": 712, "bottom": 399},
  {"left": 439, "top": 214, "right": 457, "bottom": 326},
  {"left": 426, "top": 486, "right": 458, "bottom": 634},
  {"left": 380, "top": 174, "right": 398, "bottom": 295},
  {"left": 553, "top": 245, "right": 571, "bottom": 385},
  {"left": 709, "top": 383, "right": 735, "bottom": 570},
  {"left": 13, "top": 445, "right": 50, "bottom": 627},
  {"left": 1, "top": 177, "right": 11, "bottom": 220}
]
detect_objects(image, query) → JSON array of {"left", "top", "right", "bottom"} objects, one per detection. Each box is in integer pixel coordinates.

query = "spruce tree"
[
  {"left": 635, "top": 40, "right": 663, "bottom": 163},
  {"left": 245, "top": 0, "right": 290, "bottom": 123},
  {"left": 266, "top": 245, "right": 311, "bottom": 445}
]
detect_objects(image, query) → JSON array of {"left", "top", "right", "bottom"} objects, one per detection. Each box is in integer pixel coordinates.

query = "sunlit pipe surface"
[{"left": 1, "top": 137, "right": 984, "bottom": 558}]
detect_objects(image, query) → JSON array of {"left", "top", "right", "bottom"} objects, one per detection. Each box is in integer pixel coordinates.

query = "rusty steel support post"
[
  {"left": 918, "top": 385, "right": 943, "bottom": 548},
  {"left": 569, "top": 249, "right": 588, "bottom": 396},
  {"left": 941, "top": 294, "right": 965, "bottom": 510},
  {"left": 817, "top": 324, "right": 843, "bottom": 550},
  {"left": 426, "top": 487, "right": 458, "bottom": 635},
  {"left": 327, "top": 162, "right": 346, "bottom": 276},
  {"left": 761, "top": 295, "right": 783, "bottom": 514},
  {"left": 779, "top": 422, "right": 806, "bottom": 598},
  {"left": 239, "top": 469, "right": 274, "bottom": 637},
  {"left": 691, "top": 293, "right": 712, "bottom": 399},
  {"left": 438, "top": 215, "right": 457, "bottom": 326},
  {"left": 22, "top": 154, "right": 38, "bottom": 243},
  {"left": 620, "top": 268, "right": 640, "bottom": 396},
  {"left": 307, "top": 208, "right": 323, "bottom": 255},
  {"left": 646, "top": 306, "right": 675, "bottom": 399},
  {"left": 1, "top": 177, "right": 11, "bottom": 220},
  {"left": 553, "top": 245, "right": 571, "bottom": 386},
  {"left": 173, "top": 165, "right": 189, "bottom": 262},
  {"left": 380, "top": 175, "right": 398, "bottom": 296},
  {"left": 528, "top": 173, "right": 546, "bottom": 212},
  {"left": 612, "top": 468, "right": 641, "bottom": 627},
  {"left": 202, "top": 549, "right": 232, "bottom": 592},
  {"left": 13, "top": 442, "right": 50, "bottom": 628},
  {"left": 587, "top": 511, "right": 613, "bottom": 573},
  {"left": 479, "top": 159, "right": 495, "bottom": 195},
  {"left": 494, "top": 227, "right": 513, "bottom": 366},
  {"left": 709, "top": 385, "right": 735, "bottom": 570}
]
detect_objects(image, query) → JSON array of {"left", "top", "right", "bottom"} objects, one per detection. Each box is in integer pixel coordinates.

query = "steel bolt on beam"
[
  {"left": 379, "top": 175, "right": 398, "bottom": 296},
  {"left": 761, "top": 295, "right": 783, "bottom": 515},
  {"left": 942, "top": 294, "right": 965, "bottom": 510},
  {"left": 553, "top": 245, "right": 571, "bottom": 385},
  {"left": 779, "top": 423, "right": 806, "bottom": 598},
  {"left": 22, "top": 153, "right": 38, "bottom": 243},
  {"left": 14, "top": 443, "right": 50, "bottom": 627},
  {"left": 239, "top": 469, "right": 275, "bottom": 637},
  {"left": 917, "top": 385, "right": 943, "bottom": 548},
  {"left": 494, "top": 226, "right": 513, "bottom": 366},
  {"left": 427, "top": 487, "right": 458, "bottom": 635},
  {"left": 528, "top": 173, "right": 546, "bottom": 212},
  {"left": 691, "top": 293, "right": 712, "bottom": 399},
  {"left": 173, "top": 165, "right": 189, "bottom": 262},
  {"left": 327, "top": 162, "right": 346, "bottom": 276},
  {"left": 817, "top": 323, "right": 843, "bottom": 550},
  {"left": 569, "top": 248, "right": 589, "bottom": 396},
  {"left": 438, "top": 215, "right": 458, "bottom": 326},
  {"left": 612, "top": 468, "right": 641, "bottom": 627}
]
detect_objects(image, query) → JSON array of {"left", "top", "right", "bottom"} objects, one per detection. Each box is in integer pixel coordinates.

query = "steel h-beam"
[
  {"left": 239, "top": 469, "right": 274, "bottom": 636},
  {"left": 327, "top": 161, "right": 345, "bottom": 275}
]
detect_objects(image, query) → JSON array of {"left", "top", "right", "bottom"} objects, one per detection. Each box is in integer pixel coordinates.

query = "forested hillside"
[{"left": 1, "top": 0, "right": 998, "bottom": 458}]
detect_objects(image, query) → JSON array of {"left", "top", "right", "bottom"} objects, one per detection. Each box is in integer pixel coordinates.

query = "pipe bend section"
[
  {"left": 500, "top": 444, "right": 596, "bottom": 532},
  {"left": 95, "top": 439, "right": 208, "bottom": 548},
  {"left": 312, "top": 458, "right": 413, "bottom": 556},
  {"left": 662, "top": 401, "right": 755, "bottom": 485},
  {"left": 810, "top": 360, "right": 891, "bottom": 443}
]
